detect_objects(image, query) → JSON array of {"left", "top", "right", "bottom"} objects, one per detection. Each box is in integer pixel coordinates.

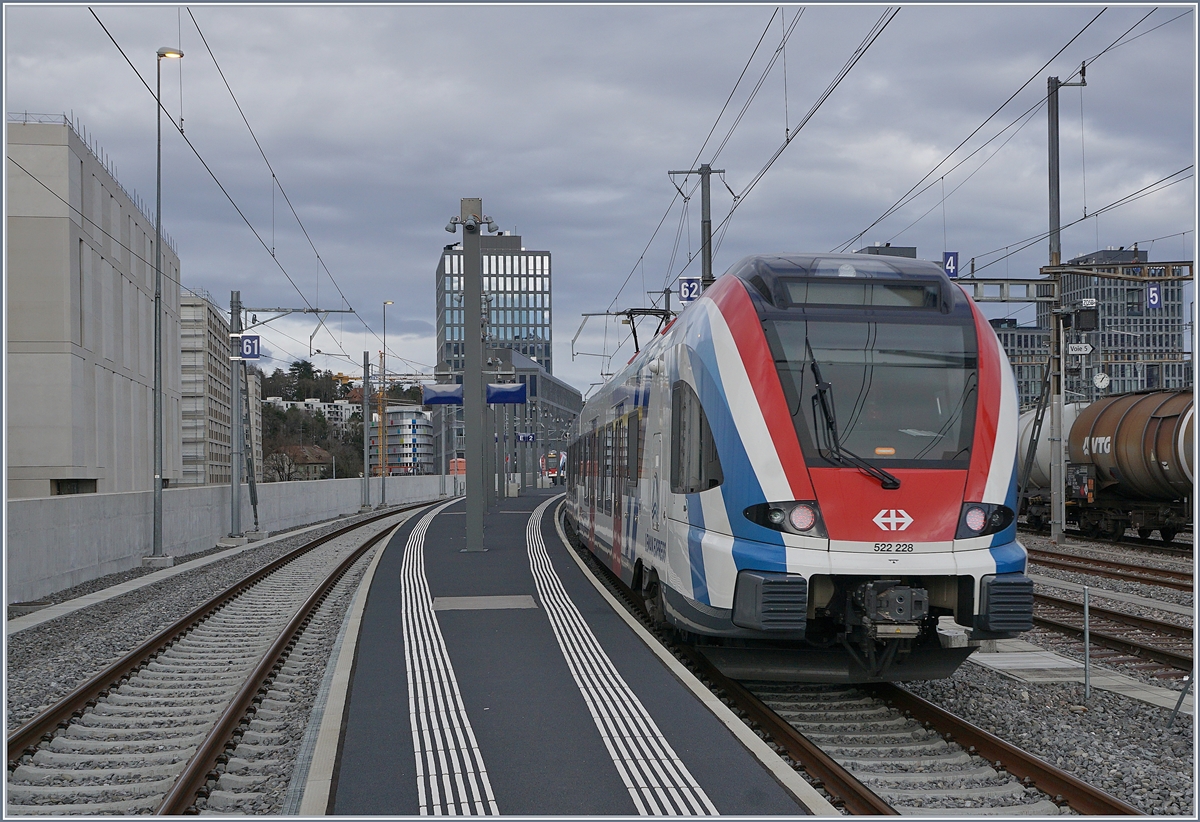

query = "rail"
[{"left": 869, "top": 684, "right": 1143, "bottom": 815}]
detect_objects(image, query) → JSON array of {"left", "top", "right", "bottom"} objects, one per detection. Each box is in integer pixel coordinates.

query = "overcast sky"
[{"left": 5, "top": 3, "right": 1196, "bottom": 396}]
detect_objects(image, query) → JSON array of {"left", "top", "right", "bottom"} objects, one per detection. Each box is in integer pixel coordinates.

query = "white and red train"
[{"left": 564, "top": 253, "right": 1034, "bottom": 682}]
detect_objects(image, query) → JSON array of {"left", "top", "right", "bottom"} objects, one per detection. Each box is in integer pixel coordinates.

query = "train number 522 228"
[{"left": 873, "top": 543, "right": 914, "bottom": 552}]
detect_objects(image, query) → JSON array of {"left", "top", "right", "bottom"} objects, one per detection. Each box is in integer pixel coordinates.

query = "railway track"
[
  {"left": 5, "top": 503, "right": 428, "bottom": 815},
  {"left": 1018, "top": 524, "right": 1192, "bottom": 558},
  {"left": 1033, "top": 593, "right": 1193, "bottom": 675},
  {"left": 558, "top": 506, "right": 1141, "bottom": 816},
  {"left": 1026, "top": 548, "right": 1194, "bottom": 592}
]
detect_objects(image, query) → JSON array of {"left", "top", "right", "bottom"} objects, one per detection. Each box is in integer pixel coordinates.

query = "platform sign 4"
[
  {"left": 1147, "top": 283, "right": 1162, "bottom": 310},
  {"left": 679, "top": 276, "right": 701, "bottom": 304},
  {"left": 231, "top": 335, "right": 260, "bottom": 360},
  {"left": 942, "top": 251, "right": 959, "bottom": 279}
]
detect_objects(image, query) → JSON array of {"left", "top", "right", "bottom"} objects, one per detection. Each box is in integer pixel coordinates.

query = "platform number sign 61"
[
  {"left": 238, "top": 335, "right": 261, "bottom": 360},
  {"left": 942, "top": 251, "right": 959, "bottom": 279},
  {"left": 679, "top": 276, "right": 702, "bottom": 304}
]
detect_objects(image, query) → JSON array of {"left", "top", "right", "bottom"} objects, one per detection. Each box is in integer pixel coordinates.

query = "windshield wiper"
[{"left": 805, "top": 338, "right": 901, "bottom": 490}]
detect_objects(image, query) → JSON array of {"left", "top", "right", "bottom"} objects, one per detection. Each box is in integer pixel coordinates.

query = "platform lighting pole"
[
  {"left": 446, "top": 200, "right": 501, "bottom": 551},
  {"left": 379, "top": 301, "right": 393, "bottom": 509},
  {"left": 152, "top": 45, "right": 183, "bottom": 558},
  {"left": 360, "top": 351, "right": 371, "bottom": 511},
  {"left": 229, "top": 291, "right": 244, "bottom": 537}
]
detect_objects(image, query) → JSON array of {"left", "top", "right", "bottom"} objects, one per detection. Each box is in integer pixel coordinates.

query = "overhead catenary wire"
[
  {"left": 89, "top": 7, "right": 410, "bottom": 373},
  {"left": 606, "top": 7, "right": 894, "bottom": 376},
  {"left": 604, "top": 7, "right": 786, "bottom": 313},
  {"left": 837, "top": 6, "right": 1171, "bottom": 253},
  {"left": 969, "top": 166, "right": 1194, "bottom": 274}
]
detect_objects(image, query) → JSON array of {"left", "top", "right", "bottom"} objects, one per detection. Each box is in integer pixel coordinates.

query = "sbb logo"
[{"left": 873, "top": 509, "right": 913, "bottom": 531}]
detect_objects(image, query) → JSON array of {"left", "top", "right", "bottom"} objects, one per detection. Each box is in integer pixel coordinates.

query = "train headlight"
[
  {"left": 744, "top": 502, "right": 827, "bottom": 537},
  {"left": 956, "top": 502, "right": 1015, "bottom": 539},
  {"left": 789, "top": 504, "right": 817, "bottom": 532},
  {"left": 965, "top": 506, "right": 987, "bottom": 532}
]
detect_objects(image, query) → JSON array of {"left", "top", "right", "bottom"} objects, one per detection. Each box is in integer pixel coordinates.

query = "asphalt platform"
[{"left": 329, "top": 488, "right": 824, "bottom": 816}]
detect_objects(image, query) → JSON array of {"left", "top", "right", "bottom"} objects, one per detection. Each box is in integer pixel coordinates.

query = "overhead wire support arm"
[{"left": 669, "top": 165, "right": 725, "bottom": 289}]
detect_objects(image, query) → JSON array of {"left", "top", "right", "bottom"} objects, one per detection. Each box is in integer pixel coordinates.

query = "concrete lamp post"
[
  {"left": 152, "top": 45, "right": 182, "bottom": 562},
  {"left": 379, "top": 300, "right": 393, "bottom": 508},
  {"left": 445, "top": 201, "right": 502, "bottom": 552}
]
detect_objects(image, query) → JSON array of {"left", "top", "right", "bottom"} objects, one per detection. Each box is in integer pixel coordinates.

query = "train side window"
[
  {"left": 603, "top": 422, "right": 614, "bottom": 514},
  {"left": 627, "top": 412, "right": 640, "bottom": 486},
  {"left": 671, "top": 380, "right": 723, "bottom": 494}
]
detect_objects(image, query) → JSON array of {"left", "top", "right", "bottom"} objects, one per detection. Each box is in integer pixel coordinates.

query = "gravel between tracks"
[
  {"left": 5, "top": 507, "right": 415, "bottom": 731},
  {"left": 904, "top": 662, "right": 1194, "bottom": 816}
]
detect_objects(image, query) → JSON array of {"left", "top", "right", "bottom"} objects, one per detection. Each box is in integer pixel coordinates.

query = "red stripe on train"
[
  {"left": 706, "top": 276, "right": 815, "bottom": 499},
  {"left": 963, "top": 293, "right": 1000, "bottom": 501}
]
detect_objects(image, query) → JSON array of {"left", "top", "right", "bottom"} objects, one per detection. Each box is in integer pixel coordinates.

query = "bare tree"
[{"left": 263, "top": 452, "right": 302, "bottom": 482}]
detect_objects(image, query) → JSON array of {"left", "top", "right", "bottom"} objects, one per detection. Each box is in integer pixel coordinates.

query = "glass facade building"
[
  {"left": 436, "top": 233, "right": 553, "bottom": 375},
  {"left": 1038, "top": 250, "right": 1192, "bottom": 402}
]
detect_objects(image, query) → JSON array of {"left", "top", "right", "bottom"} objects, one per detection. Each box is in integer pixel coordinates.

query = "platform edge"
[{"left": 551, "top": 501, "right": 842, "bottom": 817}]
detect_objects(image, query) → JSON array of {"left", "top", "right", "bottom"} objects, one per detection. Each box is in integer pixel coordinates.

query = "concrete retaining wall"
[{"left": 5, "top": 476, "right": 452, "bottom": 604}]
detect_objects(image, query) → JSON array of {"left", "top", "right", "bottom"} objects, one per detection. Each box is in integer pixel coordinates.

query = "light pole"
[
  {"left": 153, "top": 45, "right": 183, "bottom": 558},
  {"left": 380, "top": 300, "right": 393, "bottom": 508},
  {"left": 446, "top": 200, "right": 501, "bottom": 551}
]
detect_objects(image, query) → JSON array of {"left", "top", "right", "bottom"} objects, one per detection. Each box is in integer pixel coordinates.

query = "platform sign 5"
[
  {"left": 942, "top": 251, "right": 959, "bottom": 279},
  {"left": 1147, "top": 283, "right": 1162, "bottom": 310},
  {"left": 679, "top": 276, "right": 701, "bottom": 304},
  {"left": 232, "top": 335, "right": 260, "bottom": 360}
]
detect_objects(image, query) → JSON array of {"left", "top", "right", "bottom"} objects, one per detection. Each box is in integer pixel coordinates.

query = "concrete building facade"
[
  {"left": 369, "top": 406, "right": 435, "bottom": 475},
  {"left": 180, "top": 289, "right": 231, "bottom": 486},
  {"left": 7, "top": 115, "right": 182, "bottom": 498},
  {"left": 180, "top": 289, "right": 264, "bottom": 486},
  {"left": 1039, "top": 249, "right": 1192, "bottom": 402},
  {"left": 264, "top": 396, "right": 357, "bottom": 432},
  {"left": 989, "top": 319, "right": 1051, "bottom": 411}
]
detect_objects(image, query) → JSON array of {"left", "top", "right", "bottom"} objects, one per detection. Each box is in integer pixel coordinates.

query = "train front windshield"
[{"left": 765, "top": 319, "right": 978, "bottom": 468}]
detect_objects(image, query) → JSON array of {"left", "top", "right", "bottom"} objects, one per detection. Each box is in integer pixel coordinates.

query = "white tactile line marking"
[
  {"left": 551, "top": 501, "right": 841, "bottom": 817},
  {"left": 400, "top": 499, "right": 498, "bottom": 816},
  {"left": 526, "top": 496, "right": 718, "bottom": 816}
]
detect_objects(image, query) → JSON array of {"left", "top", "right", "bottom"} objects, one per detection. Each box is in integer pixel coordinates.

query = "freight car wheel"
[
  {"left": 1138, "top": 528, "right": 1153, "bottom": 540},
  {"left": 1160, "top": 529, "right": 1177, "bottom": 545}
]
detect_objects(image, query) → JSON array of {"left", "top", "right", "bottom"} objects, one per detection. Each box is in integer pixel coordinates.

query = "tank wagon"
[
  {"left": 563, "top": 253, "right": 1035, "bottom": 683},
  {"left": 1019, "top": 391, "right": 1194, "bottom": 541}
]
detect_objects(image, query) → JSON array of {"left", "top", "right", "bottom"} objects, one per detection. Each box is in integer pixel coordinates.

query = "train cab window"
[
  {"left": 671, "top": 381, "right": 724, "bottom": 494},
  {"left": 765, "top": 319, "right": 978, "bottom": 468}
]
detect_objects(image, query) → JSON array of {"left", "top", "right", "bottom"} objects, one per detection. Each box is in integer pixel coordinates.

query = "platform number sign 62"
[
  {"left": 679, "top": 276, "right": 702, "bottom": 304},
  {"left": 942, "top": 251, "right": 959, "bottom": 279}
]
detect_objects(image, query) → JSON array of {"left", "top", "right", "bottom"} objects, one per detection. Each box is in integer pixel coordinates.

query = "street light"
[
  {"left": 152, "top": 45, "right": 183, "bottom": 559},
  {"left": 380, "top": 300, "right": 393, "bottom": 508},
  {"left": 446, "top": 200, "right": 502, "bottom": 551}
]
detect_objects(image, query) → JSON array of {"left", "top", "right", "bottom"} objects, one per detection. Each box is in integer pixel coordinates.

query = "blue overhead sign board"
[
  {"left": 943, "top": 252, "right": 959, "bottom": 279},
  {"left": 423, "top": 384, "right": 463, "bottom": 405},
  {"left": 1147, "top": 283, "right": 1162, "bottom": 310},
  {"left": 518, "top": 432, "right": 536, "bottom": 443},
  {"left": 231, "top": 334, "right": 260, "bottom": 360},
  {"left": 679, "top": 276, "right": 701, "bottom": 304},
  {"left": 487, "top": 383, "right": 527, "bottom": 404}
]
